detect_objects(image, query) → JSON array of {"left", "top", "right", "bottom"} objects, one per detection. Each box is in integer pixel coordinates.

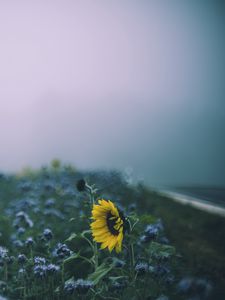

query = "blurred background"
[{"left": 0, "top": 0, "right": 225, "bottom": 188}]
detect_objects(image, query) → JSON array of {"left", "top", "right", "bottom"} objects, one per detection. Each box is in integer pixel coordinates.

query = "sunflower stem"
[
  {"left": 88, "top": 185, "right": 98, "bottom": 270},
  {"left": 94, "top": 242, "right": 98, "bottom": 270},
  {"left": 127, "top": 218, "right": 135, "bottom": 278}
]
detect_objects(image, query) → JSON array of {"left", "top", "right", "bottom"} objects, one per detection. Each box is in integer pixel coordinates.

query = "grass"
[
  {"left": 0, "top": 167, "right": 224, "bottom": 299},
  {"left": 137, "top": 187, "right": 225, "bottom": 299}
]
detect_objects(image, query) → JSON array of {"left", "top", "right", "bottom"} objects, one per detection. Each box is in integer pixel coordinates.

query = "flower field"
[{"left": 0, "top": 163, "right": 224, "bottom": 299}]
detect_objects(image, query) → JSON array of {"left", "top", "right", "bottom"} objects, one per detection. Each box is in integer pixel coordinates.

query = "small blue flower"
[
  {"left": 135, "top": 262, "right": 148, "bottom": 275},
  {"left": 6, "top": 256, "right": 15, "bottom": 265},
  {"left": 44, "top": 180, "right": 56, "bottom": 192},
  {"left": 25, "top": 237, "right": 34, "bottom": 247},
  {"left": 64, "top": 281, "right": 76, "bottom": 294},
  {"left": 18, "top": 181, "right": 32, "bottom": 192},
  {"left": 144, "top": 224, "right": 159, "bottom": 239},
  {"left": 74, "top": 279, "right": 94, "bottom": 294},
  {"left": 17, "top": 227, "right": 26, "bottom": 235},
  {"left": 45, "top": 198, "right": 56, "bottom": 207},
  {"left": 113, "top": 258, "right": 126, "bottom": 268},
  {"left": 0, "top": 247, "right": 9, "bottom": 267},
  {"left": 33, "top": 265, "right": 47, "bottom": 278},
  {"left": 139, "top": 235, "right": 150, "bottom": 243},
  {"left": 18, "top": 254, "right": 27, "bottom": 265},
  {"left": 18, "top": 267, "right": 26, "bottom": 279},
  {"left": 177, "top": 277, "right": 193, "bottom": 293},
  {"left": 46, "top": 264, "right": 60, "bottom": 275},
  {"left": 13, "top": 240, "right": 24, "bottom": 248},
  {"left": 53, "top": 243, "right": 72, "bottom": 259},
  {"left": 14, "top": 211, "right": 33, "bottom": 228},
  {"left": 43, "top": 228, "right": 53, "bottom": 241},
  {"left": 34, "top": 256, "right": 46, "bottom": 265},
  {"left": 0, "top": 247, "right": 8, "bottom": 260},
  {"left": 153, "top": 265, "right": 170, "bottom": 277}
]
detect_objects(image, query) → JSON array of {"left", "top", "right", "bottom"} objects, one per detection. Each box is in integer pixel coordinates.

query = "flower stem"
[
  {"left": 61, "top": 261, "right": 65, "bottom": 286},
  {"left": 4, "top": 261, "right": 8, "bottom": 281},
  {"left": 127, "top": 218, "right": 135, "bottom": 278},
  {"left": 130, "top": 243, "right": 135, "bottom": 270},
  {"left": 94, "top": 242, "right": 98, "bottom": 270},
  {"left": 88, "top": 185, "right": 98, "bottom": 270}
]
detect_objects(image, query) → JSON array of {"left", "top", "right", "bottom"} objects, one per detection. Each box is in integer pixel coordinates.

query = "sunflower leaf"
[
  {"left": 63, "top": 252, "right": 80, "bottom": 264},
  {"left": 65, "top": 232, "right": 77, "bottom": 242},
  {"left": 81, "top": 230, "right": 92, "bottom": 237},
  {"left": 88, "top": 263, "right": 113, "bottom": 285},
  {"left": 148, "top": 241, "right": 176, "bottom": 258}
]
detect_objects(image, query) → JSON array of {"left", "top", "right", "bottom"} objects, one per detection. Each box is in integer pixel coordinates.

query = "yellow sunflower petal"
[
  {"left": 114, "top": 223, "right": 121, "bottom": 230},
  {"left": 92, "top": 211, "right": 107, "bottom": 219},
  {"left": 115, "top": 231, "right": 123, "bottom": 253},
  {"left": 93, "top": 234, "right": 110, "bottom": 241},
  {"left": 108, "top": 201, "right": 119, "bottom": 216},
  {"left": 91, "top": 220, "right": 106, "bottom": 229},
  {"left": 94, "top": 233, "right": 112, "bottom": 243},
  {"left": 92, "top": 227, "right": 110, "bottom": 236},
  {"left": 93, "top": 205, "right": 109, "bottom": 214},
  {"left": 100, "top": 240, "right": 109, "bottom": 250},
  {"left": 93, "top": 236, "right": 111, "bottom": 243},
  {"left": 98, "top": 199, "right": 110, "bottom": 207},
  {"left": 108, "top": 237, "right": 118, "bottom": 252},
  {"left": 92, "top": 229, "right": 110, "bottom": 237}
]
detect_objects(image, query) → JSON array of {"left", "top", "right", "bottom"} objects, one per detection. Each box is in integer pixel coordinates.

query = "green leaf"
[
  {"left": 65, "top": 232, "right": 77, "bottom": 242},
  {"left": 69, "top": 218, "right": 76, "bottom": 222},
  {"left": 139, "top": 214, "right": 157, "bottom": 224},
  {"left": 149, "top": 241, "right": 175, "bottom": 258},
  {"left": 88, "top": 263, "right": 113, "bottom": 285},
  {"left": 63, "top": 252, "right": 80, "bottom": 264},
  {"left": 66, "top": 230, "right": 92, "bottom": 243},
  {"left": 81, "top": 230, "right": 92, "bottom": 237},
  {"left": 128, "top": 214, "right": 139, "bottom": 223},
  {"left": 109, "top": 276, "right": 128, "bottom": 282}
]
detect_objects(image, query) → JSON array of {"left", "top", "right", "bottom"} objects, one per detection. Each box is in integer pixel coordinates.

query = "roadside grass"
[{"left": 137, "top": 187, "right": 225, "bottom": 299}]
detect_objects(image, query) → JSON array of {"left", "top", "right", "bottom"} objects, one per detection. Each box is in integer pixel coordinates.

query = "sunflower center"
[{"left": 106, "top": 212, "right": 121, "bottom": 235}]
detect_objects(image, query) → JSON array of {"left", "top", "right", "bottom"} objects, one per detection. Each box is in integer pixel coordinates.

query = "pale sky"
[{"left": 0, "top": 0, "right": 225, "bottom": 187}]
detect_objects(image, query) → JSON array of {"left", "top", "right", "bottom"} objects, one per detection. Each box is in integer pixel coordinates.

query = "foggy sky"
[{"left": 0, "top": 0, "right": 225, "bottom": 187}]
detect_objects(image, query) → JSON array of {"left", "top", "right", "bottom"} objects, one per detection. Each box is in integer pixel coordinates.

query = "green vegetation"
[
  {"left": 0, "top": 165, "right": 224, "bottom": 299},
  {"left": 137, "top": 187, "right": 225, "bottom": 299}
]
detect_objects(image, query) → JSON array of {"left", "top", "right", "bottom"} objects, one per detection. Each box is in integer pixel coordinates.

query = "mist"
[{"left": 0, "top": 0, "right": 225, "bottom": 187}]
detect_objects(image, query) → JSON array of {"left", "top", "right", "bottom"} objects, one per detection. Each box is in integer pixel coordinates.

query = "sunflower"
[{"left": 90, "top": 199, "right": 125, "bottom": 253}]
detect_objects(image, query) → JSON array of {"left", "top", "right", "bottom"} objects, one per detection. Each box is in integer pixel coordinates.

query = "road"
[{"left": 160, "top": 188, "right": 225, "bottom": 217}]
